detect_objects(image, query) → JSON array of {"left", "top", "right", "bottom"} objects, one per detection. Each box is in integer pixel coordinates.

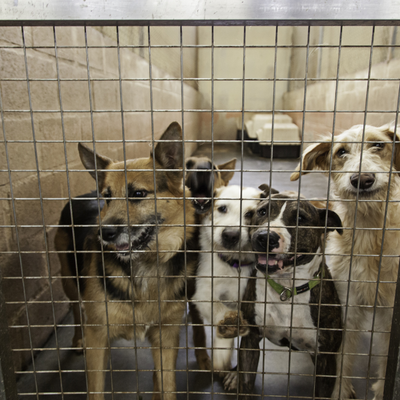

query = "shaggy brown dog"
[{"left": 291, "top": 123, "right": 400, "bottom": 399}]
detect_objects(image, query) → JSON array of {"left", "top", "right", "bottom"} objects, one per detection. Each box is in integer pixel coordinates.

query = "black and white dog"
[{"left": 220, "top": 188, "right": 344, "bottom": 399}]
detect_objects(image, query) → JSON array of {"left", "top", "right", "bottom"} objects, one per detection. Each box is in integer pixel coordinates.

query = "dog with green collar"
[{"left": 219, "top": 186, "right": 345, "bottom": 399}]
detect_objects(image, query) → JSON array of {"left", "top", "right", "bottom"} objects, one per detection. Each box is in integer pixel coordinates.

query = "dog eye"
[
  {"left": 103, "top": 190, "right": 112, "bottom": 198},
  {"left": 245, "top": 210, "right": 254, "bottom": 219},
  {"left": 218, "top": 205, "right": 227, "bottom": 213},
  {"left": 257, "top": 208, "right": 267, "bottom": 217},
  {"left": 131, "top": 190, "right": 148, "bottom": 198},
  {"left": 297, "top": 214, "right": 307, "bottom": 224},
  {"left": 336, "top": 148, "right": 347, "bottom": 157},
  {"left": 372, "top": 142, "right": 385, "bottom": 149}
]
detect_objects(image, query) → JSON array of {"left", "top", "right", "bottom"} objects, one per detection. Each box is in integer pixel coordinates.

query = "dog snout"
[
  {"left": 222, "top": 228, "right": 240, "bottom": 247},
  {"left": 99, "top": 226, "right": 119, "bottom": 241},
  {"left": 186, "top": 161, "right": 214, "bottom": 193},
  {"left": 350, "top": 172, "right": 375, "bottom": 190},
  {"left": 252, "top": 230, "right": 280, "bottom": 252}
]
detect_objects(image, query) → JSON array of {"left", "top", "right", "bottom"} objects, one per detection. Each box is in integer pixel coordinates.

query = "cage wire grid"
[{"left": 1, "top": 11, "right": 400, "bottom": 400}]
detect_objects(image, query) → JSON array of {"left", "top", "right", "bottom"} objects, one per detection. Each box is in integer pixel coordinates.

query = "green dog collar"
[{"left": 258, "top": 266, "right": 324, "bottom": 302}]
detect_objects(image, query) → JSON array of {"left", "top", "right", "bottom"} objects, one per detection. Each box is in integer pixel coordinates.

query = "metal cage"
[{"left": 1, "top": 1, "right": 400, "bottom": 399}]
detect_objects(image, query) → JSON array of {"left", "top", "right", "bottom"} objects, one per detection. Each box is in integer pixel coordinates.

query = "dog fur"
[
  {"left": 185, "top": 156, "right": 236, "bottom": 215},
  {"left": 291, "top": 123, "right": 400, "bottom": 399},
  {"left": 192, "top": 184, "right": 261, "bottom": 381},
  {"left": 55, "top": 122, "right": 196, "bottom": 400},
  {"left": 226, "top": 188, "right": 343, "bottom": 398},
  {"left": 184, "top": 156, "right": 237, "bottom": 371}
]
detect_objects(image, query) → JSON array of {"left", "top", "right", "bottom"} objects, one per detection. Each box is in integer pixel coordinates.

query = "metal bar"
[
  {"left": 21, "top": 24, "right": 66, "bottom": 400},
  {"left": 179, "top": 24, "right": 190, "bottom": 400},
  {"left": 115, "top": 24, "right": 142, "bottom": 399},
  {"left": 83, "top": 24, "right": 115, "bottom": 398},
  {"left": 384, "top": 258, "right": 400, "bottom": 400},
  {"left": 0, "top": 268, "right": 18, "bottom": 400},
  {"left": 338, "top": 26, "right": 376, "bottom": 399},
  {"left": 1, "top": 26, "right": 41, "bottom": 400},
  {"left": 147, "top": 25, "right": 166, "bottom": 400},
  {"left": 1, "top": 0, "right": 400, "bottom": 25}
]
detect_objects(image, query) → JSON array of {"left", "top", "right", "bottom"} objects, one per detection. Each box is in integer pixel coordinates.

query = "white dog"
[
  {"left": 192, "top": 185, "right": 261, "bottom": 379},
  {"left": 291, "top": 123, "right": 400, "bottom": 399}
]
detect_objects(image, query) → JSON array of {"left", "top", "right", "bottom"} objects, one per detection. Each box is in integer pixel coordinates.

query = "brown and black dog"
[
  {"left": 55, "top": 123, "right": 237, "bottom": 397},
  {"left": 55, "top": 122, "right": 196, "bottom": 400}
]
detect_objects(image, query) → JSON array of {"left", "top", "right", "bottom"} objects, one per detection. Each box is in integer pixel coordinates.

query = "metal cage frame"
[{"left": 1, "top": 1, "right": 400, "bottom": 399}]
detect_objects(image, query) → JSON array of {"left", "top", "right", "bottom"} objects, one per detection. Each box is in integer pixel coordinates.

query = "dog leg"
[
  {"left": 237, "top": 328, "right": 260, "bottom": 400},
  {"left": 189, "top": 302, "right": 211, "bottom": 370},
  {"left": 370, "top": 309, "right": 392, "bottom": 400},
  {"left": 331, "top": 336, "right": 357, "bottom": 399},
  {"left": 85, "top": 326, "right": 110, "bottom": 400},
  {"left": 371, "top": 337, "right": 388, "bottom": 400},
  {"left": 212, "top": 334, "right": 235, "bottom": 376},
  {"left": 62, "top": 276, "right": 84, "bottom": 351},
  {"left": 314, "top": 353, "right": 339, "bottom": 399},
  {"left": 56, "top": 228, "right": 85, "bottom": 351},
  {"left": 223, "top": 365, "right": 238, "bottom": 392},
  {"left": 149, "top": 325, "right": 180, "bottom": 400}
]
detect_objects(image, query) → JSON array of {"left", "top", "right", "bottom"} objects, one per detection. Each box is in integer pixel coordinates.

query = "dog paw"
[
  {"left": 223, "top": 370, "right": 238, "bottom": 392},
  {"left": 217, "top": 311, "right": 249, "bottom": 338},
  {"left": 72, "top": 337, "right": 84, "bottom": 354},
  {"left": 195, "top": 350, "right": 211, "bottom": 371}
]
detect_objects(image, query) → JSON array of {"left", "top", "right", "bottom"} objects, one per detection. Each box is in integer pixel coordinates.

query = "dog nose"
[
  {"left": 195, "top": 197, "right": 208, "bottom": 205},
  {"left": 222, "top": 228, "right": 240, "bottom": 246},
  {"left": 99, "top": 226, "right": 118, "bottom": 241},
  {"left": 253, "top": 231, "right": 280, "bottom": 251},
  {"left": 350, "top": 173, "right": 375, "bottom": 190}
]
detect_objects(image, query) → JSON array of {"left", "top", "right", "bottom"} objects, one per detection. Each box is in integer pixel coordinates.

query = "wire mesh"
[{"left": 0, "top": 22, "right": 400, "bottom": 400}]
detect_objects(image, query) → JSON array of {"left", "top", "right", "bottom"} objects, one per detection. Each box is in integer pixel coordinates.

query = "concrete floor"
[{"left": 17, "top": 144, "right": 376, "bottom": 399}]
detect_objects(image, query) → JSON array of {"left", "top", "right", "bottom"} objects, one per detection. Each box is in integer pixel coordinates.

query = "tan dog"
[
  {"left": 291, "top": 123, "right": 400, "bottom": 400},
  {"left": 55, "top": 122, "right": 196, "bottom": 400}
]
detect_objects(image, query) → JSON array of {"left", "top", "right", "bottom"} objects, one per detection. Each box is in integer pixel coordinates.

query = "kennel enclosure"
[{"left": 2, "top": 0, "right": 400, "bottom": 399}]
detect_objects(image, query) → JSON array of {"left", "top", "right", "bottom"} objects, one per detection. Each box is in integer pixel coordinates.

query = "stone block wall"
[{"left": 0, "top": 25, "right": 201, "bottom": 372}]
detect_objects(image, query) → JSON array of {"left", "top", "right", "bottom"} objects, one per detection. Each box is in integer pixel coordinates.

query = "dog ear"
[
  {"left": 382, "top": 124, "right": 400, "bottom": 172},
  {"left": 290, "top": 142, "right": 332, "bottom": 181},
  {"left": 185, "top": 157, "right": 195, "bottom": 170},
  {"left": 153, "top": 122, "right": 183, "bottom": 178},
  {"left": 318, "top": 208, "right": 343, "bottom": 235},
  {"left": 217, "top": 158, "right": 236, "bottom": 185},
  {"left": 258, "top": 184, "right": 279, "bottom": 198},
  {"left": 78, "top": 143, "right": 112, "bottom": 190}
]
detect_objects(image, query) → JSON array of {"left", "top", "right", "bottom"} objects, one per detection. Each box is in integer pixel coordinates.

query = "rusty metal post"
[
  {"left": 384, "top": 258, "right": 400, "bottom": 400},
  {"left": 0, "top": 268, "right": 18, "bottom": 400}
]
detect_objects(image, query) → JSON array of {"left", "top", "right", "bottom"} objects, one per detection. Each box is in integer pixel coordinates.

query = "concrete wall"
[
  {"left": 285, "top": 26, "right": 400, "bottom": 140},
  {"left": 197, "top": 26, "right": 293, "bottom": 140},
  {"left": 0, "top": 25, "right": 200, "bottom": 371}
]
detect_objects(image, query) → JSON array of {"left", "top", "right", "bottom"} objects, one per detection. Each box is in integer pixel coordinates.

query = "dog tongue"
[
  {"left": 257, "top": 254, "right": 267, "bottom": 265},
  {"left": 116, "top": 243, "right": 129, "bottom": 251}
]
